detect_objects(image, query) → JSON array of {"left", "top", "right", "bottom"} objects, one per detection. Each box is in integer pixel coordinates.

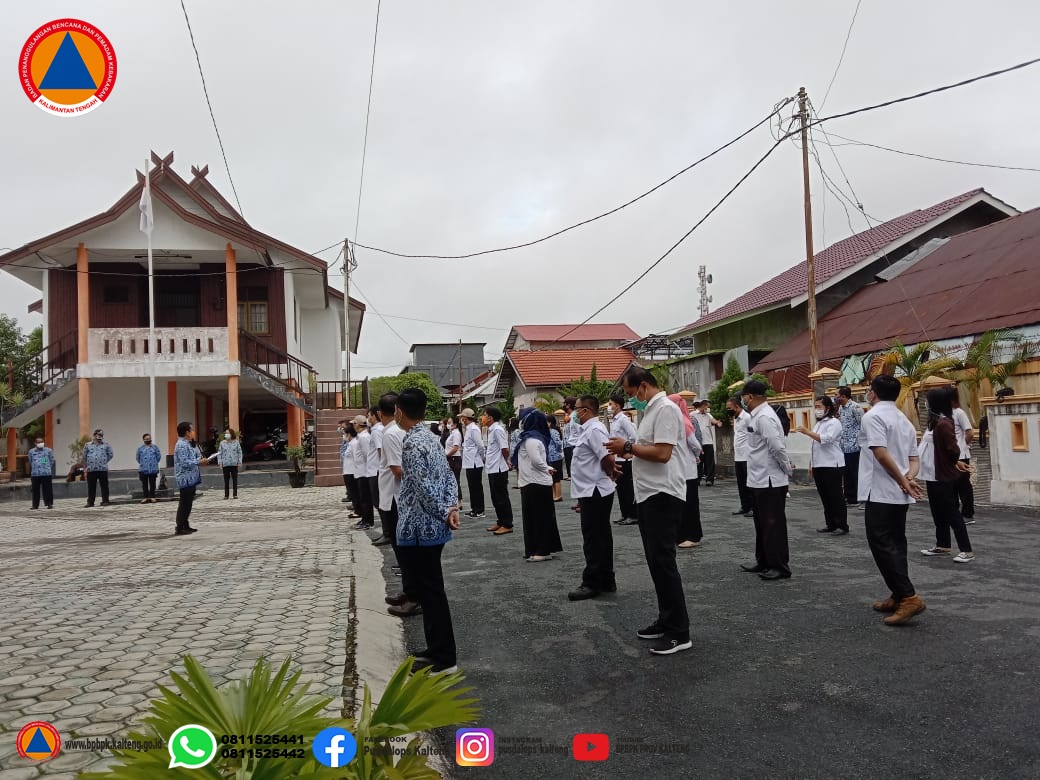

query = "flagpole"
[{"left": 144, "top": 158, "right": 156, "bottom": 444}]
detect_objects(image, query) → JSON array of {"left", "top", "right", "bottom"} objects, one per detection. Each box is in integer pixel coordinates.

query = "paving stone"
[
  {"left": 38, "top": 688, "right": 82, "bottom": 702},
  {"left": 75, "top": 721, "right": 126, "bottom": 737},
  {"left": 39, "top": 750, "right": 98, "bottom": 771},
  {"left": 70, "top": 691, "right": 115, "bottom": 705},
  {"left": 21, "top": 699, "right": 70, "bottom": 715},
  {"left": 0, "top": 767, "right": 43, "bottom": 780}
]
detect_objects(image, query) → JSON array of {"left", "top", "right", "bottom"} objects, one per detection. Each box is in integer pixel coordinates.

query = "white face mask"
[
  {"left": 224, "top": 433, "right": 231, "bottom": 440},
  {"left": 36, "top": 442, "right": 45, "bottom": 449},
  {"left": 814, "top": 410, "right": 825, "bottom": 420}
]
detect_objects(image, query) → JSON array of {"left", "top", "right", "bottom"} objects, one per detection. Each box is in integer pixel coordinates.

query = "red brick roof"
[
  {"left": 512, "top": 324, "right": 640, "bottom": 343},
  {"left": 679, "top": 189, "right": 994, "bottom": 333},
  {"left": 507, "top": 348, "right": 637, "bottom": 387}
]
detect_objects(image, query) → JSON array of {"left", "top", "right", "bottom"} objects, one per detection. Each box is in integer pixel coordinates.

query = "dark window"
[{"left": 103, "top": 286, "right": 130, "bottom": 304}]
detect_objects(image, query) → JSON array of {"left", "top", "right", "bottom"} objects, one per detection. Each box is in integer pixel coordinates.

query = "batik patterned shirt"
[
  {"left": 173, "top": 437, "right": 201, "bottom": 489},
  {"left": 548, "top": 428, "right": 563, "bottom": 462},
  {"left": 398, "top": 424, "right": 458, "bottom": 547},
  {"left": 136, "top": 444, "right": 162, "bottom": 474},
  {"left": 83, "top": 441, "right": 113, "bottom": 472},
  {"left": 29, "top": 447, "right": 56, "bottom": 477},
  {"left": 838, "top": 400, "right": 864, "bottom": 454}
]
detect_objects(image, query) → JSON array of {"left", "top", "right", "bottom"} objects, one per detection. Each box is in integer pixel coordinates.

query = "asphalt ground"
[{"left": 384, "top": 476, "right": 1040, "bottom": 780}]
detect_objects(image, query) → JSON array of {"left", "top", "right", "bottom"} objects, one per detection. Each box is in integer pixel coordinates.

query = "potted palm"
[{"left": 285, "top": 444, "right": 308, "bottom": 488}]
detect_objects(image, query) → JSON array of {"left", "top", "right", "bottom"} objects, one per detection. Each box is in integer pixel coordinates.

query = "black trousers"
[
  {"left": 956, "top": 459, "right": 975, "bottom": 518},
  {"left": 563, "top": 446, "right": 575, "bottom": 477},
  {"left": 750, "top": 484, "right": 790, "bottom": 575},
  {"left": 465, "top": 467, "right": 485, "bottom": 513},
  {"left": 343, "top": 474, "right": 360, "bottom": 510},
  {"left": 926, "top": 480, "right": 972, "bottom": 552},
  {"left": 677, "top": 479, "right": 703, "bottom": 543},
  {"left": 86, "top": 471, "right": 110, "bottom": 505},
  {"left": 384, "top": 501, "right": 418, "bottom": 599},
  {"left": 176, "top": 484, "right": 197, "bottom": 530},
  {"left": 699, "top": 445, "right": 716, "bottom": 483},
  {"left": 487, "top": 471, "right": 513, "bottom": 526},
  {"left": 578, "top": 488, "right": 616, "bottom": 591},
  {"left": 520, "top": 483, "right": 563, "bottom": 557},
  {"left": 356, "top": 476, "right": 374, "bottom": 526},
  {"left": 734, "top": 461, "right": 752, "bottom": 512},
  {"left": 396, "top": 544, "right": 456, "bottom": 667},
  {"left": 139, "top": 472, "right": 157, "bottom": 499},
  {"left": 222, "top": 466, "right": 239, "bottom": 498},
  {"left": 843, "top": 450, "right": 861, "bottom": 504},
  {"left": 616, "top": 460, "right": 636, "bottom": 519},
  {"left": 636, "top": 493, "right": 690, "bottom": 641},
  {"left": 864, "top": 501, "right": 915, "bottom": 600},
  {"left": 31, "top": 476, "right": 54, "bottom": 508},
  {"left": 367, "top": 476, "right": 381, "bottom": 526},
  {"left": 447, "top": 456, "right": 462, "bottom": 501},
  {"left": 812, "top": 466, "right": 848, "bottom": 531}
]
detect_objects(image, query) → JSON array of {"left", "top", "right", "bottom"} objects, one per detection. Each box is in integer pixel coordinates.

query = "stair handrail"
[{"left": 238, "top": 329, "right": 315, "bottom": 397}]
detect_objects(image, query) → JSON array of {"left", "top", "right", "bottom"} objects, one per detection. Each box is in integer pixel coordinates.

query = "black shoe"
[
  {"left": 466, "top": 511, "right": 486, "bottom": 519},
  {"left": 29, "top": 507, "right": 39, "bottom": 510},
  {"left": 817, "top": 527, "right": 836, "bottom": 533},
  {"left": 832, "top": 528, "right": 850, "bottom": 535},
  {"left": 649, "top": 637, "right": 693, "bottom": 655},
  {"left": 372, "top": 536, "right": 392, "bottom": 546},
  {"left": 743, "top": 510, "right": 754, "bottom": 517},
  {"left": 731, "top": 509, "right": 748, "bottom": 515},
  {"left": 617, "top": 517, "right": 639, "bottom": 525},
  {"left": 353, "top": 520, "right": 372, "bottom": 530},
  {"left": 174, "top": 528, "right": 192, "bottom": 536},
  {"left": 84, "top": 503, "right": 95, "bottom": 508},
  {"left": 568, "top": 585, "right": 600, "bottom": 601},
  {"left": 100, "top": 501, "right": 112, "bottom": 506},
  {"left": 187, "top": 527, "right": 198, "bottom": 533},
  {"left": 740, "top": 563, "right": 768, "bottom": 573},
  {"left": 636, "top": 623, "right": 665, "bottom": 640},
  {"left": 341, "top": 497, "right": 352, "bottom": 503},
  {"left": 408, "top": 648, "right": 433, "bottom": 664},
  {"left": 387, "top": 601, "right": 422, "bottom": 618},
  {"left": 385, "top": 592, "right": 410, "bottom": 606},
  {"left": 758, "top": 569, "right": 791, "bottom": 580}
]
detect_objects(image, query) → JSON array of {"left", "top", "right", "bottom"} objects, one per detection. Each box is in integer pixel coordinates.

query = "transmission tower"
[{"left": 697, "top": 265, "right": 713, "bottom": 318}]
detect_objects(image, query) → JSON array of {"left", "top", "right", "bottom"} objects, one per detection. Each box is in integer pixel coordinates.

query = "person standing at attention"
[
  {"left": 919, "top": 388, "right": 975, "bottom": 562},
  {"left": 608, "top": 392, "right": 638, "bottom": 525},
  {"left": 669, "top": 394, "right": 703, "bottom": 550},
  {"left": 82, "top": 428, "right": 114, "bottom": 508},
  {"left": 567, "top": 394, "right": 618, "bottom": 600},
  {"left": 692, "top": 401, "right": 721, "bottom": 485},
  {"left": 352, "top": 416, "right": 375, "bottom": 530},
  {"left": 795, "top": 396, "right": 848, "bottom": 535},
  {"left": 373, "top": 395, "right": 400, "bottom": 548},
  {"left": 726, "top": 396, "right": 754, "bottom": 516},
  {"left": 395, "top": 388, "right": 462, "bottom": 675},
  {"left": 547, "top": 415, "right": 565, "bottom": 502},
  {"left": 738, "top": 380, "right": 793, "bottom": 581},
  {"left": 136, "top": 433, "right": 162, "bottom": 504},
  {"left": 217, "top": 429, "right": 243, "bottom": 500},
  {"left": 836, "top": 386, "right": 864, "bottom": 509},
  {"left": 513, "top": 410, "right": 563, "bottom": 562},
  {"left": 858, "top": 374, "right": 926, "bottom": 626},
  {"left": 460, "top": 408, "right": 486, "bottom": 519},
  {"left": 562, "top": 397, "right": 579, "bottom": 480},
  {"left": 28, "top": 435, "right": 56, "bottom": 510},
  {"left": 444, "top": 416, "right": 464, "bottom": 508},
  {"left": 947, "top": 386, "right": 976, "bottom": 524},
  {"left": 606, "top": 367, "right": 692, "bottom": 656},
  {"left": 173, "top": 421, "right": 203, "bottom": 535},
  {"left": 483, "top": 406, "right": 514, "bottom": 535}
]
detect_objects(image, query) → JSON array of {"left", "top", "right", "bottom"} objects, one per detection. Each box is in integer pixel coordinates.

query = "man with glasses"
[
  {"left": 568, "top": 395, "right": 619, "bottom": 601},
  {"left": 82, "top": 428, "right": 114, "bottom": 508}
]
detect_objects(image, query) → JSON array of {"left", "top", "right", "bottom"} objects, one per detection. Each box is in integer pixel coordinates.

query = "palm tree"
[
  {"left": 879, "top": 341, "right": 958, "bottom": 387},
  {"left": 533, "top": 392, "right": 560, "bottom": 416},
  {"left": 959, "top": 329, "right": 1037, "bottom": 391}
]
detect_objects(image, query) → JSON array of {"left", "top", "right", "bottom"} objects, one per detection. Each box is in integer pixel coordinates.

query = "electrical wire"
[
  {"left": 353, "top": 0, "right": 382, "bottom": 245},
  {"left": 821, "top": 132, "right": 1040, "bottom": 173},
  {"left": 348, "top": 278, "right": 410, "bottom": 347},
  {"left": 818, "top": 0, "right": 862, "bottom": 113},
  {"left": 343, "top": 101, "right": 795, "bottom": 260}
]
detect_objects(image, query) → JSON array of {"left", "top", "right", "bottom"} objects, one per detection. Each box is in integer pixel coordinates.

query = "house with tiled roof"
[
  {"left": 495, "top": 348, "right": 639, "bottom": 408},
  {"left": 504, "top": 323, "right": 640, "bottom": 352},
  {"left": 664, "top": 188, "right": 1017, "bottom": 393}
]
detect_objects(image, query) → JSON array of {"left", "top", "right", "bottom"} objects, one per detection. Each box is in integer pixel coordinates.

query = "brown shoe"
[
  {"left": 486, "top": 524, "right": 501, "bottom": 532},
  {"left": 493, "top": 526, "right": 513, "bottom": 535},
  {"left": 883, "top": 594, "right": 926, "bottom": 625},
  {"left": 872, "top": 597, "right": 898, "bottom": 613}
]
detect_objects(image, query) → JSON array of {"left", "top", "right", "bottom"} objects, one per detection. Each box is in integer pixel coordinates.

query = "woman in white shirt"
[
  {"left": 668, "top": 394, "right": 704, "bottom": 549},
  {"left": 513, "top": 410, "right": 562, "bottom": 562},
  {"left": 795, "top": 395, "right": 848, "bottom": 534},
  {"left": 443, "top": 416, "right": 464, "bottom": 506}
]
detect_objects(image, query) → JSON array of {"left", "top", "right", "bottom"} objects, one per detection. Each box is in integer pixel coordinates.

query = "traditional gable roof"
[
  {"left": 504, "top": 348, "right": 637, "bottom": 388},
  {"left": 677, "top": 189, "right": 1017, "bottom": 334},
  {"left": 504, "top": 323, "right": 640, "bottom": 350}
]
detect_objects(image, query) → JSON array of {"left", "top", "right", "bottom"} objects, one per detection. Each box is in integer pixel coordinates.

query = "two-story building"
[{"left": 0, "top": 152, "right": 364, "bottom": 471}]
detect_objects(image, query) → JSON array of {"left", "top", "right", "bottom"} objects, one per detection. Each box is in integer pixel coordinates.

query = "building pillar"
[
  {"left": 226, "top": 243, "right": 240, "bottom": 438},
  {"left": 228, "top": 376, "right": 239, "bottom": 434},
  {"left": 6, "top": 429, "right": 16, "bottom": 477},
  {"left": 44, "top": 410, "right": 54, "bottom": 449},
  {"left": 77, "top": 243, "right": 91, "bottom": 437},
  {"left": 167, "top": 381, "right": 178, "bottom": 458}
]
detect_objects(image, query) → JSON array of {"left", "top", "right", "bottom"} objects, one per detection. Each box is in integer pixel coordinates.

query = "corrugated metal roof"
[
  {"left": 753, "top": 206, "right": 1040, "bottom": 375},
  {"left": 511, "top": 324, "right": 640, "bottom": 343},
  {"left": 507, "top": 348, "right": 637, "bottom": 387},
  {"left": 678, "top": 189, "right": 994, "bottom": 333}
]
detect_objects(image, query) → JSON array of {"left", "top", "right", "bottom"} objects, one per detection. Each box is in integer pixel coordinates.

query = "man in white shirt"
[
  {"left": 608, "top": 391, "right": 638, "bottom": 525},
  {"left": 738, "top": 380, "right": 793, "bottom": 581},
  {"left": 367, "top": 405, "right": 384, "bottom": 533},
  {"left": 726, "top": 396, "right": 753, "bottom": 516},
  {"left": 352, "top": 416, "right": 374, "bottom": 530},
  {"left": 947, "top": 386, "right": 976, "bottom": 522},
  {"left": 607, "top": 368, "right": 691, "bottom": 656},
  {"left": 459, "top": 408, "right": 486, "bottom": 518},
  {"left": 377, "top": 393, "right": 421, "bottom": 617},
  {"left": 569, "top": 394, "right": 619, "bottom": 601},
  {"left": 858, "top": 374, "right": 926, "bottom": 626},
  {"left": 692, "top": 401, "right": 722, "bottom": 485},
  {"left": 483, "top": 406, "right": 514, "bottom": 534}
]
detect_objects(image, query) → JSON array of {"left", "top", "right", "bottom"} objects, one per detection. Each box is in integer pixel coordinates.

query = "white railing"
[{"left": 89, "top": 327, "right": 229, "bottom": 363}]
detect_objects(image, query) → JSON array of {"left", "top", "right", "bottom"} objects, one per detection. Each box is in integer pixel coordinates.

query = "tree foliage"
[
  {"left": 494, "top": 385, "right": 516, "bottom": 420},
  {"left": 533, "top": 392, "right": 560, "bottom": 416},
  {"left": 556, "top": 364, "right": 617, "bottom": 404},
  {"left": 958, "top": 329, "right": 1040, "bottom": 391},
  {"left": 353, "top": 373, "right": 446, "bottom": 420},
  {"left": 708, "top": 356, "right": 746, "bottom": 422}
]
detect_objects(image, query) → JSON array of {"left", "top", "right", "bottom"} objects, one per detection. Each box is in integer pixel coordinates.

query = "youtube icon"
[{"left": 572, "top": 733, "right": 609, "bottom": 761}]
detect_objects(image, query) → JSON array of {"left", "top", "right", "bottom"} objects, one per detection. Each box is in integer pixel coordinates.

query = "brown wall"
[
  {"left": 48, "top": 267, "right": 78, "bottom": 344},
  {"left": 89, "top": 263, "right": 145, "bottom": 327},
  {"left": 259, "top": 267, "right": 287, "bottom": 353},
  {"left": 200, "top": 273, "right": 228, "bottom": 328}
]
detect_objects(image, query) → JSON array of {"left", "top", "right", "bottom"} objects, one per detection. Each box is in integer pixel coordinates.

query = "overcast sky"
[{"left": 2, "top": 1, "right": 1038, "bottom": 374}]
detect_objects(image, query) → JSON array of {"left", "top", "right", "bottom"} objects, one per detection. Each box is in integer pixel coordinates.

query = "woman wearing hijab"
[
  {"left": 794, "top": 395, "right": 848, "bottom": 534},
  {"left": 512, "top": 410, "right": 563, "bottom": 562},
  {"left": 668, "top": 394, "right": 703, "bottom": 549},
  {"left": 920, "top": 388, "right": 975, "bottom": 562}
]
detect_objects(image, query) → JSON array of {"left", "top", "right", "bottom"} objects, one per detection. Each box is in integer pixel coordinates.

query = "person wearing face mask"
[
  {"left": 606, "top": 367, "right": 692, "bottom": 656},
  {"left": 483, "top": 406, "right": 514, "bottom": 535},
  {"left": 28, "top": 436, "right": 56, "bottom": 510},
  {"left": 738, "top": 380, "right": 793, "bottom": 580},
  {"left": 795, "top": 396, "right": 848, "bottom": 535},
  {"left": 336, "top": 419, "right": 352, "bottom": 505},
  {"left": 919, "top": 388, "right": 974, "bottom": 562},
  {"left": 726, "top": 396, "right": 754, "bottom": 516},
  {"left": 173, "top": 421, "right": 203, "bottom": 535},
  {"left": 216, "top": 429, "right": 244, "bottom": 500},
  {"left": 443, "top": 416, "right": 464, "bottom": 507},
  {"left": 608, "top": 391, "right": 638, "bottom": 525},
  {"left": 81, "top": 428, "right": 114, "bottom": 508},
  {"left": 136, "top": 433, "right": 162, "bottom": 504},
  {"left": 562, "top": 397, "right": 579, "bottom": 481}
]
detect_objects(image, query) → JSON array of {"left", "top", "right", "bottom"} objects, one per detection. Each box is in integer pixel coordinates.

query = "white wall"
[
  {"left": 987, "top": 399, "right": 1040, "bottom": 508},
  {"left": 50, "top": 396, "right": 80, "bottom": 472},
  {"left": 299, "top": 307, "right": 341, "bottom": 381},
  {"left": 283, "top": 270, "right": 298, "bottom": 353}
]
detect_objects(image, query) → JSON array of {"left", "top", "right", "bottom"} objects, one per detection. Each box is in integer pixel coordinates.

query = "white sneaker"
[
  {"left": 953, "top": 552, "right": 975, "bottom": 563},
  {"left": 920, "top": 547, "right": 951, "bottom": 556}
]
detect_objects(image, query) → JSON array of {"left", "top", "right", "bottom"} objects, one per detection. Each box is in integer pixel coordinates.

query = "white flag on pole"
[{"left": 139, "top": 173, "right": 154, "bottom": 235}]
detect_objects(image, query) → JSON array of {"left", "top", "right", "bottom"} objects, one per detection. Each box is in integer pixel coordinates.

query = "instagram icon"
[{"left": 455, "top": 728, "right": 494, "bottom": 766}]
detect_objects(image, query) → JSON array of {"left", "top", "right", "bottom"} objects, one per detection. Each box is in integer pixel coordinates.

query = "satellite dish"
[{"left": 706, "top": 274, "right": 713, "bottom": 283}]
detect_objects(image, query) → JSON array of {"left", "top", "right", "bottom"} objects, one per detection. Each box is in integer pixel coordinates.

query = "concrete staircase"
[{"left": 313, "top": 407, "right": 368, "bottom": 487}]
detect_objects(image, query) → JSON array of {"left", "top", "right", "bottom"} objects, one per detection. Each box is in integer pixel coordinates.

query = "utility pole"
[
  {"left": 342, "top": 239, "right": 352, "bottom": 403},
  {"left": 799, "top": 86, "right": 819, "bottom": 373}
]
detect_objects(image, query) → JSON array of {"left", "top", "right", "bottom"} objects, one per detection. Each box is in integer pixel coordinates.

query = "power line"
[
  {"left": 348, "top": 278, "right": 410, "bottom": 347},
  {"left": 178, "top": 0, "right": 245, "bottom": 217},
  {"left": 344, "top": 101, "right": 794, "bottom": 260},
  {"left": 823, "top": 132, "right": 1040, "bottom": 173},
  {"left": 353, "top": 0, "right": 382, "bottom": 245},
  {"left": 818, "top": 0, "right": 862, "bottom": 112},
  {"left": 377, "top": 313, "right": 507, "bottom": 332}
]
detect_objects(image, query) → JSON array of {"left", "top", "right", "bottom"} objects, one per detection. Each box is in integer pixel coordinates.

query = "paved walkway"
[{"left": 0, "top": 485, "right": 399, "bottom": 779}]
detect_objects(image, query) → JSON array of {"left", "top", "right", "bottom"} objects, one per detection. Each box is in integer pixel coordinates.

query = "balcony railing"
[
  {"left": 88, "top": 328, "right": 230, "bottom": 362},
  {"left": 314, "top": 380, "right": 370, "bottom": 410}
]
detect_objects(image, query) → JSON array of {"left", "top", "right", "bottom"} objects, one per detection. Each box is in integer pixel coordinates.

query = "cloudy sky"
[{"left": 2, "top": 1, "right": 1038, "bottom": 375}]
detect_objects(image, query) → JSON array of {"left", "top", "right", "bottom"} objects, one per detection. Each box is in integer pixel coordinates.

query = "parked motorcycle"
[{"left": 301, "top": 430, "right": 315, "bottom": 459}]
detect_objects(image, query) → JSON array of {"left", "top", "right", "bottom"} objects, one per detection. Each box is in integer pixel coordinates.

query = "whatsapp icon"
[{"left": 168, "top": 724, "right": 218, "bottom": 769}]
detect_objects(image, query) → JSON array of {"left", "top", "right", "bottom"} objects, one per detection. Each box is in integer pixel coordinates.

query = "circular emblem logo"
[
  {"left": 18, "top": 18, "right": 117, "bottom": 116},
  {"left": 16, "top": 721, "right": 61, "bottom": 762}
]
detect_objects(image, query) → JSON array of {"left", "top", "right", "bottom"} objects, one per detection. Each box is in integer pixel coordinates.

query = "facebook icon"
[{"left": 311, "top": 727, "right": 357, "bottom": 768}]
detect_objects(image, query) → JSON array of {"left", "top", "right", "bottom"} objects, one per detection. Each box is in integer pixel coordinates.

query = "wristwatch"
[{"left": 623, "top": 441, "right": 634, "bottom": 455}]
